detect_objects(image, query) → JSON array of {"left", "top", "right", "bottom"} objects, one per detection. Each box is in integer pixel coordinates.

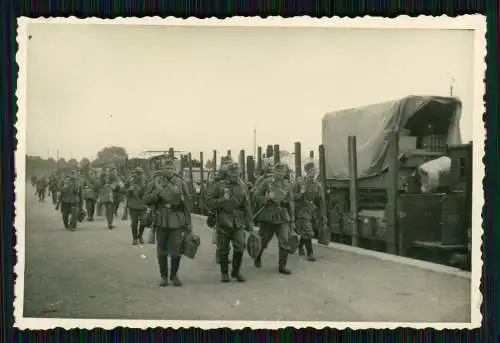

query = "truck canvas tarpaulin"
[{"left": 322, "top": 95, "right": 462, "bottom": 180}]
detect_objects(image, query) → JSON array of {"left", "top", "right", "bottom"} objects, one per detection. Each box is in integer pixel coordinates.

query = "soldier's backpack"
[
  {"left": 182, "top": 232, "right": 201, "bottom": 259},
  {"left": 246, "top": 231, "right": 262, "bottom": 260}
]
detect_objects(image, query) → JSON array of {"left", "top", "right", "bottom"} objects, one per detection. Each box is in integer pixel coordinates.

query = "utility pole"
[
  {"left": 448, "top": 74, "right": 455, "bottom": 96},
  {"left": 253, "top": 127, "right": 257, "bottom": 158}
]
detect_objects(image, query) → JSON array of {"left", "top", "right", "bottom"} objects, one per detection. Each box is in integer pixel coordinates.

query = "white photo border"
[{"left": 14, "top": 14, "right": 486, "bottom": 330}]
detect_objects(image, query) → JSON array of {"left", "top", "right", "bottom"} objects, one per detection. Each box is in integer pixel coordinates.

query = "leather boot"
[
  {"left": 220, "top": 254, "right": 230, "bottom": 283},
  {"left": 231, "top": 251, "right": 246, "bottom": 282},
  {"left": 278, "top": 248, "right": 292, "bottom": 275},
  {"left": 305, "top": 239, "right": 316, "bottom": 261},
  {"left": 170, "top": 257, "right": 183, "bottom": 287},
  {"left": 158, "top": 256, "right": 168, "bottom": 287}
]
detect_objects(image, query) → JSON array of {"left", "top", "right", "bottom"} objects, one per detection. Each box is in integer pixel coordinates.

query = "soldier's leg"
[
  {"left": 254, "top": 223, "right": 275, "bottom": 268},
  {"left": 296, "top": 218, "right": 306, "bottom": 256},
  {"left": 301, "top": 219, "right": 316, "bottom": 261},
  {"left": 69, "top": 205, "right": 79, "bottom": 230},
  {"left": 129, "top": 209, "right": 139, "bottom": 245},
  {"left": 230, "top": 229, "right": 246, "bottom": 282},
  {"left": 105, "top": 202, "right": 114, "bottom": 229},
  {"left": 216, "top": 228, "right": 231, "bottom": 282},
  {"left": 155, "top": 227, "right": 169, "bottom": 286},
  {"left": 276, "top": 223, "right": 291, "bottom": 274},
  {"left": 89, "top": 200, "right": 96, "bottom": 220},
  {"left": 52, "top": 191, "right": 57, "bottom": 205},
  {"left": 61, "top": 203, "right": 70, "bottom": 229},
  {"left": 85, "top": 200, "right": 92, "bottom": 221},
  {"left": 167, "top": 228, "right": 184, "bottom": 287},
  {"left": 137, "top": 210, "right": 146, "bottom": 244}
]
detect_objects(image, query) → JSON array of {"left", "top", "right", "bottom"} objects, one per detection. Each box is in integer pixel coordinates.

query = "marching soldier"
[
  {"left": 83, "top": 170, "right": 99, "bottom": 221},
  {"left": 143, "top": 157, "right": 193, "bottom": 287},
  {"left": 99, "top": 169, "right": 117, "bottom": 229},
  {"left": 212, "top": 156, "right": 234, "bottom": 265},
  {"left": 56, "top": 172, "right": 83, "bottom": 230},
  {"left": 293, "top": 162, "right": 327, "bottom": 261},
  {"left": 127, "top": 167, "right": 148, "bottom": 245},
  {"left": 206, "top": 162, "right": 254, "bottom": 283},
  {"left": 252, "top": 162, "right": 296, "bottom": 275},
  {"left": 109, "top": 167, "right": 125, "bottom": 219},
  {"left": 48, "top": 173, "right": 60, "bottom": 205},
  {"left": 36, "top": 176, "right": 48, "bottom": 202}
]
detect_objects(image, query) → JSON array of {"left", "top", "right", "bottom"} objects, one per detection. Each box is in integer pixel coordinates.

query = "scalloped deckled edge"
[{"left": 13, "top": 14, "right": 486, "bottom": 331}]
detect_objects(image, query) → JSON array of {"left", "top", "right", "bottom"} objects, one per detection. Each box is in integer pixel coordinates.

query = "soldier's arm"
[
  {"left": 180, "top": 180, "right": 193, "bottom": 226},
  {"left": 287, "top": 183, "right": 295, "bottom": 220},
  {"left": 143, "top": 183, "right": 160, "bottom": 205},
  {"left": 242, "top": 184, "right": 254, "bottom": 229},
  {"left": 253, "top": 179, "right": 269, "bottom": 206},
  {"left": 205, "top": 182, "right": 222, "bottom": 210}
]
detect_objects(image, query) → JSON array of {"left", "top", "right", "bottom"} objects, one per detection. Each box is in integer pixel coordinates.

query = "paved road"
[{"left": 23, "top": 187, "right": 471, "bottom": 322}]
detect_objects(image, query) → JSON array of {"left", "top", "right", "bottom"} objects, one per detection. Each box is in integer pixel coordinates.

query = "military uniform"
[
  {"left": 253, "top": 163, "right": 295, "bottom": 275},
  {"left": 212, "top": 156, "right": 234, "bottom": 264},
  {"left": 83, "top": 172, "right": 99, "bottom": 221},
  {"left": 57, "top": 174, "right": 83, "bottom": 230},
  {"left": 127, "top": 167, "right": 148, "bottom": 245},
  {"left": 143, "top": 158, "right": 192, "bottom": 287},
  {"left": 48, "top": 174, "right": 59, "bottom": 205},
  {"left": 99, "top": 171, "right": 118, "bottom": 229},
  {"left": 206, "top": 162, "right": 254, "bottom": 283},
  {"left": 36, "top": 177, "right": 47, "bottom": 202},
  {"left": 293, "top": 163, "right": 327, "bottom": 261}
]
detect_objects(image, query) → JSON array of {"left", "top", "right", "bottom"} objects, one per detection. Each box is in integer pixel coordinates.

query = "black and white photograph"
[{"left": 14, "top": 16, "right": 485, "bottom": 330}]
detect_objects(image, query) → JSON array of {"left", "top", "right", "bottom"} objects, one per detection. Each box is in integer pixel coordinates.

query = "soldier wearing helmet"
[
  {"left": 252, "top": 162, "right": 296, "bottom": 275},
  {"left": 127, "top": 167, "right": 148, "bottom": 245},
  {"left": 293, "top": 162, "right": 327, "bottom": 261},
  {"left": 206, "top": 161, "right": 254, "bottom": 283},
  {"left": 56, "top": 173, "right": 83, "bottom": 231},
  {"left": 143, "top": 157, "right": 193, "bottom": 287}
]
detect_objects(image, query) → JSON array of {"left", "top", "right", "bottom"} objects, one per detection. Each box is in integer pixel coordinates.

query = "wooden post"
[
  {"left": 199, "top": 151, "right": 204, "bottom": 213},
  {"left": 319, "top": 144, "right": 328, "bottom": 229},
  {"left": 386, "top": 132, "right": 399, "bottom": 255},
  {"left": 295, "top": 142, "right": 302, "bottom": 178},
  {"left": 257, "top": 146, "right": 263, "bottom": 171},
  {"left": 273, "top": 144, "right": 280, "bottom": 164},
  {"left": 348, "top": 136, "right": 359, "bottom": 247},
  {"left": 266, "top": 145, "right": 273, "bottom": 159},
  {"left": 212, "top": 150, "right": 217, "bottom": 173},
  {"left": 247, "top": 156, "right": 255, "bottom": 183},
  {"left": 239, "top": 150, "right": 246, "bottom": 180},
  {"left": 187, "top": 153, "right": 194, "bottom": 193}
]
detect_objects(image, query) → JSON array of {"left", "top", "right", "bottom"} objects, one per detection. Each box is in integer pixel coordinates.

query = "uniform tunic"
[
  {"left": 293, "top": 175, "right": 328, "bottom": 240},
  {"left": 206, "top": 178, "right": 253, "bottom": 255},
  {"left": 143, "top": 174, "right": 192, "bottom": 258},
  {"left": 253, "top": 177, "right": 295, "bottom": 251}
]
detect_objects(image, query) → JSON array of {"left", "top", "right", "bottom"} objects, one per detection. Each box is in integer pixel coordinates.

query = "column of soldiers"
[
  {"left": 32, "top": 153, "right": 328, "bottom": 287},
  {"left": 206, "top": 155, "right": 328, "bottom": 282}
]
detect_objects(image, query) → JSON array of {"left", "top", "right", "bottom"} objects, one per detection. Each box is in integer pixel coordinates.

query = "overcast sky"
[{"left": 25, "top": 24, "right": 475, "bottom": 161}]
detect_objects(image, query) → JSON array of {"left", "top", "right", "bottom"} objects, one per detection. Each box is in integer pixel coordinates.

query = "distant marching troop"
[{"left": 31, "top": 154, "right": 330, "bottom": 287}]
